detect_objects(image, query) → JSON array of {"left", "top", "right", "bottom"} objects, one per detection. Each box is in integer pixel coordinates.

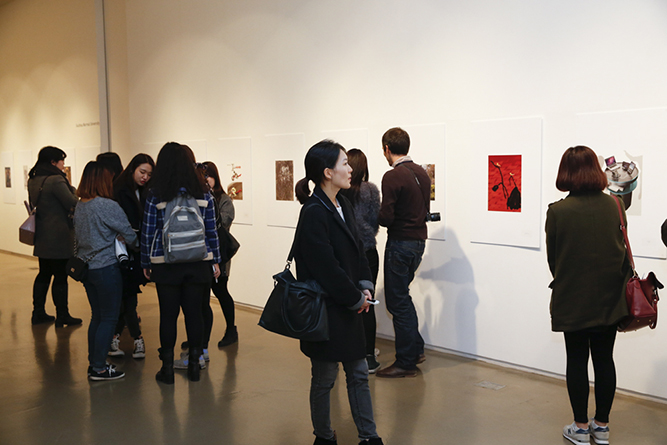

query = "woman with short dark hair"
[
  {"left": 27, "top": 146, "right": 81, "bottom": 326},
  {"left": 547, "top": 145, "right": 632, "bottom": 445},
  {"left": 75, "top": 161, "right": 137, "bottom": 380},
  {"left": 294, "top": 140, "right": 383, "bottom": 445}
]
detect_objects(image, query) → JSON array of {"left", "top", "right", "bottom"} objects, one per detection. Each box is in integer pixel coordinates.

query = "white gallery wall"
[
  {"left": 116, "top": 0, "right": 667, "bottom": 399},
  {"left": 0, "top": 0, "right": 101, "bottom": 254},
  {"left": 3, "top": 0, "right": 667, "bottom": 400}
]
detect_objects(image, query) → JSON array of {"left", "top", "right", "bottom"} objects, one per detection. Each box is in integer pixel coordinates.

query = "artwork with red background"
[{"left": 488, "top": 155, "right": 521, "bottom": 212}]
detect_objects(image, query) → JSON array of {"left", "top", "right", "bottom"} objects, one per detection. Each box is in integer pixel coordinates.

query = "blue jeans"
[
  {"left": 384, "top": 238, "right": 425, "bottom": 370},
  {"left": 310, "top": 358, "right": 379, "bottom": 441},
  {"left": 84, "top": 263, "right": 123, "bottom": 371}
]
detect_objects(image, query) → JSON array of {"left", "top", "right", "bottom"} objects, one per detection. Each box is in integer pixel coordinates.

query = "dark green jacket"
[{"left": 546, "top": 191, "right": 631, "bottom": 332}]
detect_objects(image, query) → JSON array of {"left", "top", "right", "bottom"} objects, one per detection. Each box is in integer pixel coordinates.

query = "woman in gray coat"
[
  {"left": 27, "top": 146, "right": 81, "bottom": 326},
  {"left": 546, "top": 146, "right": 632, "bottom": 445}
]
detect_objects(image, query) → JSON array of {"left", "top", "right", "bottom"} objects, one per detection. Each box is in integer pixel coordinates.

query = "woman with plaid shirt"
[{"left": 140, "top": 142, "right": 221, "bottom": 384}]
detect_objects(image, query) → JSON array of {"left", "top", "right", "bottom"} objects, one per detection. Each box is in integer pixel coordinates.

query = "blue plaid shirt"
[{"left": 141, "top": 189, "right": 221, "bottom": 268}]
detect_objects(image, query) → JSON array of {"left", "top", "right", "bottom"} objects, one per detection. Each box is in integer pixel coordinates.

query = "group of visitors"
[
  {"left": 27, "top": 129, "right": 633, "bottom": 445},
  {"left": 27, "top": 143, "right": 238, "bottom": 382}
]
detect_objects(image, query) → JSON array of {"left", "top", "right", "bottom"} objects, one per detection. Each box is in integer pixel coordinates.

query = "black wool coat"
[{"left": 294, "top": 186, "right": 374, "bottom": 362}]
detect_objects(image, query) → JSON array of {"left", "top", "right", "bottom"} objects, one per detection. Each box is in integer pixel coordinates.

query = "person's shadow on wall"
[{"left": 416, "top": 229, "right": 479, "bottom": 357}]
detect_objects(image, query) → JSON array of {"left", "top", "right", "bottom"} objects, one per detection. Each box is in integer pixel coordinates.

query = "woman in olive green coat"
[
  {"left": 27, "top": 146, "right": 81, "bottom": 326},
  {"left": 546, "top": 146, "right": 631, "bottom": 445}
]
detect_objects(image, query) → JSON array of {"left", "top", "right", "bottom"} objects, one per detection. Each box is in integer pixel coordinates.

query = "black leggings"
[
  {"left": 202, "top": 275, "right": 235, "bottom": 348},
  {"left": 564, "top": 325, "right": 618, "bottom": 423},
  {"left": 33, "top": 258, "right": 69, "bottom": 313},
  {"left": 155, "top": 282, "right": 208, "bottom": 350}
]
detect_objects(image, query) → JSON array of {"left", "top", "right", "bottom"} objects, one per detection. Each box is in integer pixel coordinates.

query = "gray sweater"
[
  {"left": 352, "top": 182, "right": 381, "bottom": 251},
  {"left": 73, "top": 197, "right": 137, "bottom": 270}
]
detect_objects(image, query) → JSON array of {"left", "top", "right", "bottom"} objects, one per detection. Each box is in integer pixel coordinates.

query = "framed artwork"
[
  {"left": 208, "top": 137, "right": 253, "bottom": 225},
  {"left": 275, "top": 160, "right": 294, "bottom": 201},
  {"left": 470, "top": 117, "right": 542, "bottom": 249},
  {"left": 16, "top": 150, "right": 34, "bottom": 202},
  {"left": 422, "top": 163, "right": 436, "bottom": 201},
  {"left": 488, "top": 155, "right": 521, "bottom": 212},
  {"left": 23, "top": 165, "right": 29, "bottom": 190},
  {"left": 577, "top": 108, "right": 667, "bottom": 259},
  {"left": 2, "top": 151, "right": 15, "bottom": 204},
  {"left": 266, "top": 133, "right": 305, "bottom": 228},
  {"left": 404, "top": 123, "right": 446, "bottom": 241}
]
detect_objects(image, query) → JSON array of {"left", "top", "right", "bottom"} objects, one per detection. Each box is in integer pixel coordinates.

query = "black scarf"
[{"left": 29, "top": 163, "right": 67, "bottom": 181}]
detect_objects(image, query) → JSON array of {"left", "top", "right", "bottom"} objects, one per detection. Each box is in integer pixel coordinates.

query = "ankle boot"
[
  {"left": 187, "top": 347, "right": 201, "bottom": 382},
  {"left": 53, "top": 284, "right": 82, "bottom": 327},
  {"left": 218, "top": 326, "right": 238, "bottom": 347},
  {"left": 155, "top": 348, "right": 174, "bottom": 384},
  {"left": 32, "top": 282, "right": 55, "bottom": 324}
]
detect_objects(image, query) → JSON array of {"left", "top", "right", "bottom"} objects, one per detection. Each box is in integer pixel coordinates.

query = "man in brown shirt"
[{"left": 376, "top": 127, "right": 431, "bottom": 378}]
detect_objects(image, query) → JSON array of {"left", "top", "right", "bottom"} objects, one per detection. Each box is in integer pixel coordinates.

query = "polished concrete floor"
[{"left": 2, "top": 252, "right": 667, "bottom": 444}]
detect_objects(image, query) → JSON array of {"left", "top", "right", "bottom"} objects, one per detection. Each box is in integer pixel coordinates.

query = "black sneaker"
[
  {"left": 87, "top": 363, "right": 117, "bottom": 376},
  {"left": 89, "top": 365, "right": 125, "bottom": 381},
  {"left": 366, "top": 354, "right": 381, "bottom": 374}
]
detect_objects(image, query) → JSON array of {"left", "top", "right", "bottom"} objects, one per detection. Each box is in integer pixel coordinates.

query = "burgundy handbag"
[{"left": 613, "top": 195, "right": 663, "bottom": 332}]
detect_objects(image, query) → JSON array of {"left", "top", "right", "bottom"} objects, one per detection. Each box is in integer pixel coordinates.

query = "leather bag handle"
[{"left": 612, "top": 194, "right": 637, "bottom": 274}]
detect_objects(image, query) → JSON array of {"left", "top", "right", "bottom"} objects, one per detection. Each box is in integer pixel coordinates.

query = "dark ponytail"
[
  {"left": 295, "top": 177, "right": 312, "bottom": 204},
  {"left": 295, "top": 140, "right": 346, "bottom": 205}
]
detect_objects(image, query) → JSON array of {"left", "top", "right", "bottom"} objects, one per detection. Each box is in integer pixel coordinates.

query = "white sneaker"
[
  {"left": 108, "top": 334, "right": 125, "bottom": 356},
  {"left": 563, "top": 422, "right": 590, "bottom": 445},
  {"left": 132, "top": 337, "right": 146, "bottom": 359},
  {"left": 589, "top": 420, "right": 609, "bottom": 445},
  {"left": 174, "top": 351, "right": 206, "bottom": 370}
]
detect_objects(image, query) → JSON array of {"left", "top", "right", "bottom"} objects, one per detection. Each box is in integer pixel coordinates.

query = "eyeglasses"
[{"left": 194, "top": 163, "right": 208, "bottom": 171}]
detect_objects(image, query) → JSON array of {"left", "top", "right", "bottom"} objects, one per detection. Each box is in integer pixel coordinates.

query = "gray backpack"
[{"left": 152, "top": 194, "right": 209, "bottom": 264}]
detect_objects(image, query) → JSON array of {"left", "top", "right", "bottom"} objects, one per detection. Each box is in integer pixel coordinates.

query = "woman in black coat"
[
  {"left": 293, "top": 140, "right": 383, "bottom": 445},
  {"left": 108, "top": 153, "right": 154, "bottom": 359}
]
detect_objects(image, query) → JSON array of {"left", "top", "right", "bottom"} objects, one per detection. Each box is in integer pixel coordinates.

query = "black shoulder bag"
[{"left": 258, "top": 201, "right": 329, "bottom": 342}]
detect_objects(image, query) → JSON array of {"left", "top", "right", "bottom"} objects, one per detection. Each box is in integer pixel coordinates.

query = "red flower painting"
[{"left": 488, "top": 155, "right": 521, "bottom": 212}]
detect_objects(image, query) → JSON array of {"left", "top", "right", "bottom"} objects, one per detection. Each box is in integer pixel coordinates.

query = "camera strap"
[{"left": 398, "top": 163, "right": 430, "bottom": 216}]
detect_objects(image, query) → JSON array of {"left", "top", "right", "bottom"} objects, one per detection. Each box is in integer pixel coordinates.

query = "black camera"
[{"left": 425, "top": 212, "right": 441, "bottom": 222}]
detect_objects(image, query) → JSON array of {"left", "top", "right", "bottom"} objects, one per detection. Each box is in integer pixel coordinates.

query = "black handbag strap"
[
  {"left": 286, "top": 197, "right": 327, "bottom": 266},
  {"left": 29, "top": 176, "right": 48, "bottom": 212}
]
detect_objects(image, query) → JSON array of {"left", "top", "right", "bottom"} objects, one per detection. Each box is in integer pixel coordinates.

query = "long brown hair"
[
  {"left": 202, "top": 161, "right": 225, "bottom": 202},
  {"left": 340, "top": 148, "right": 368, "bottom": 205}
]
